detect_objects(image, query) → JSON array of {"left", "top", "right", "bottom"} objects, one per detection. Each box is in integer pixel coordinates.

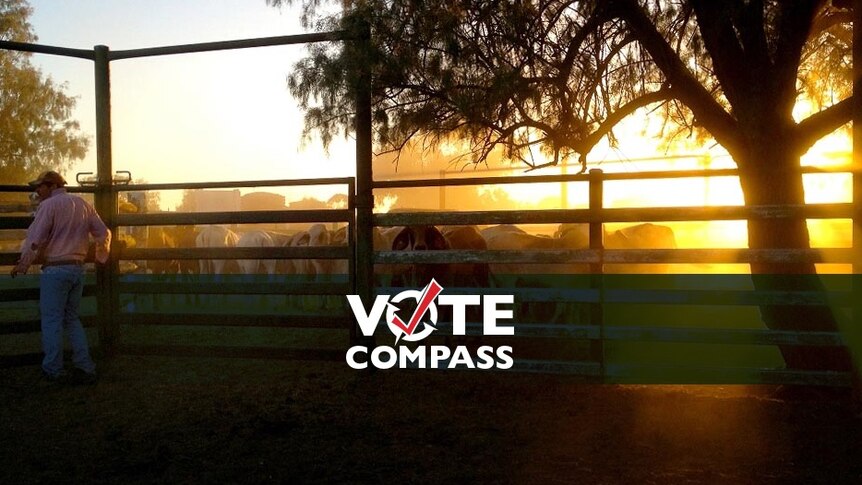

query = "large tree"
[
  {"left": 0, "top": 0, "right": 88, "bottom": 185},
  {"left": 273, "top": 0, "right": 857, "bottom": 372}
]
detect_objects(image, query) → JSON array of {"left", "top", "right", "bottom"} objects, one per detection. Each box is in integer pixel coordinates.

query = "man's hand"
[
  {"left": 10, "top": 262, "right": 27, "bottom": 278},
  {"left": 95, "top": 245, "right": 109, "bottom": 265}
]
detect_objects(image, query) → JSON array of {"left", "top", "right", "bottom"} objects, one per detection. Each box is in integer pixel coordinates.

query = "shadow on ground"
[{"left": 1, "top": 357, "right": 860, "bottom": 484}]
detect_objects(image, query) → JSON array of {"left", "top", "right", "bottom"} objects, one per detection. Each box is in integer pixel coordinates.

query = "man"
[{"left": 10, "top": 171, "right": 111, "bottom": 384}]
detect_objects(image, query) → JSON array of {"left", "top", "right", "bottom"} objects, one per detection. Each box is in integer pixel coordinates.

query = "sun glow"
[{"left": 476, "top": 116, "right": 854, "bottom": 273}]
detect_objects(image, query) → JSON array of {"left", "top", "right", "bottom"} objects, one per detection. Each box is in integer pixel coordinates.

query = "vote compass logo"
[
  {"left": 386, "top": 279, "right": 443, "bottom": 344},
  {"left": 346, "top": 278, "right": 515, "bottom": 370}
]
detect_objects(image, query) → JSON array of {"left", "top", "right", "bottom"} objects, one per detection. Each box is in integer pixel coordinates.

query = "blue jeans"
[{"left": 40, "top": 265, "right": 95, "bottom": 377}]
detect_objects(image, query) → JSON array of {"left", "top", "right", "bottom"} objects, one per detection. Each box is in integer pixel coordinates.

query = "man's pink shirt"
[{"left": 19, "top": 188, "right": 111, "bottom": 270}]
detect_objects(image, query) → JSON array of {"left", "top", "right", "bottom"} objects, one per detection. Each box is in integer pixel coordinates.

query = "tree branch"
[
  {"left": 811, "top": 10, "right": 854, "bottom": 36},
  {"left": 575, "top": 87, "right": 673, "bottom": 166},
  {"left": 772, "top": 0, "right": 822, "bottom": 108},
  {"left": 794, "top": 95, "right": 855, "bottom": 152},
  {"left": 689, "top": 0, "right": 749, "bottom": 108},
  {"left": 610, "top": 0, "right": 742, "bottom": 154}
]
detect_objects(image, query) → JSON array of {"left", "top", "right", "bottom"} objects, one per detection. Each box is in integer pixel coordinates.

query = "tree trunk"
[{"left": 737, "top": 142, "right": 853, "bottom": 372}]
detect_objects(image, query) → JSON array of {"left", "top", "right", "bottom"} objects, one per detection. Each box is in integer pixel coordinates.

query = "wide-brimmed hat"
[{"left": 28, "top": 171, "right": 67, "bottom": 187}]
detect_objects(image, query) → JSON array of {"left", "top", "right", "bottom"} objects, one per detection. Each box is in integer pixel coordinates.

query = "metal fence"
[
  {"left": 0, "top": 29, "right": 366, "bottom": 365},
  {"left": 1, "top": 166, "right": 859, "bottom": 386},
  {"left": 371, "top": 166, "right": 860, "bottom": 386},
  {"left": 112, "top": 177, "right": 355, "bottom": 361}
]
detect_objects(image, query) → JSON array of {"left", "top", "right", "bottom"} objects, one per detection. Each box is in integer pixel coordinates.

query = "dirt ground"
[{"left": 1, "top": 356, "right": 861, "bottom": 484}]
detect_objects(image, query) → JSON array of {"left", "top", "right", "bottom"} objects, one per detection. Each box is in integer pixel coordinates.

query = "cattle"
[
  {"left": 480, "top": 224, "right": 526, "bottom": 240},
  {"left": 278, "top": 228, "right": 314, "bottom": 310},
  {"left": 334, "top": 225, "right": 404, "bottom": 290},
  {"left": 374, "top": 226, "right": 406, "bottom": 286},
  {"left": 280, "top": 224, "right": 346, "bottom": 311},
  {"left": 259, "top": 230, "right": 292, "bottom": 275},
  {"left": 146, "top": 227, "right": 180, "bottom": 276},
  {"left": 555, "top": 222, "right": 678, "bottom": 272},
  {"left": 440, "top": 225, "right": 492, "bottom": 338},
  {"left": 554, "top": 223, "right": 591, "bottom": 274},
  {"left": 156, "top": 225, "right": 200, "bottom": 307},
  {"left": 286, "top": 229, "right": 312, "bottom": 277},
  {"left": 385, "top": 224, "right": 493, "bottom": 346},
  {"left": 333, "top": 224, "right": 430, "bottom": 288},
  {"left": 602, "top": 223, "right": 678, "bottom": 273},
  {"left": 236, "top": 230, "right": 276, "bottom": 276},
  {"left": 267, "top": 231, "right": 293, "bottom": 248},
  {"left": 440, "top": 225, "right": 490, "bottom": 289},
  {"left": 555, "top": 223, "right": 590, "bottom": 247},
  {"left": 483, "top": 227, "right": 562, "bottom": 274},
  {"left": 483, "top": 226, "right": 578, "bottom": 324},
  {"left": 331, "top": 225, "right": 351, "bottom": 276},
  {"left": 307, "top": 223, "right": 333, "bottom": 276},
  {"left": 389, "top": 225, "right": 450, "bottom": 289},
  {"left": 376, "top": 226, "right": 404, "bottom": 251},
  {"left": 170, "top": 225, "right": 199, "bottom": 276},
  {"left": 331, "top": 225, "right": 396, "bottom": 251},
  {"left": 196, "top": 225, "right": 240, "bottom": 275},
  {"left": 314, "top": 224, "right": 357, "bottom": 310},
  {"left": 129, "top": 227, "right": 184, "bottom": 310}
]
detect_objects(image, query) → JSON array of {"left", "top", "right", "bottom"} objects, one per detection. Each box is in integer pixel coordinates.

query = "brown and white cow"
[
  {"left": 196, "top": 225, "right": 240, "bottom": 275},
  {"left": 389, "top": 225, "right": 450, "bottom": 289}
]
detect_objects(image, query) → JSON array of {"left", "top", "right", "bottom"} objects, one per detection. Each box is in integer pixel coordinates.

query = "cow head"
[
  {"left": 391, "top": 225, "right": 450, "bottom": 251},
  {"left": 389, "top": 225, "right": 449, "bottom": 289}
]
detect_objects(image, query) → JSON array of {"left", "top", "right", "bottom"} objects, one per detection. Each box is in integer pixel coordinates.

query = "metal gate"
[{"left": 0, "top": 29, "right": 371, "bottom": 365}]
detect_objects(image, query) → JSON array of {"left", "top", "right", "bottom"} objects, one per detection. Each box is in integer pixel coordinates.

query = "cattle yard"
[
  {"left": 0, "top": 30, "right": 860, "bottom": 390},
  {"left": 2, "top": 165, "right": 859, "bottom": 388}
]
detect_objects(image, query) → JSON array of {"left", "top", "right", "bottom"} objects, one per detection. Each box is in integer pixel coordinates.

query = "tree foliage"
[
  {"left": 0, "top": 0, "right": 88, "bottom": 184},
  {"left": 271, "top": 0, "right": 853, "bottom": 173}
]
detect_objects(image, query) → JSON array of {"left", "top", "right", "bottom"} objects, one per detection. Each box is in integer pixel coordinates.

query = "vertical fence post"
[
  {"left": 588, "top": 169, "right": 605, "bottom": 381},
  {"left": 852, "top": 0, "right": 862, "bottom": 395},
  {"left": 353, "top": 24, "right": 375, "bottom": 349},
  {"left": 347, "top": 179, "right": 357, "bottom": 298},
  {"left": 94, "top": 45, "right": 118, "bottom": 358}
]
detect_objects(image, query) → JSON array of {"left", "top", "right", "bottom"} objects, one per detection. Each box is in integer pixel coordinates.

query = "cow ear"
[
  {"left": 294, "top": 232, "right": 310, "bottom": 246},
  {"left": 333, "top": 227, "right": 347, "bottom": 244},
  {"left": 428, "top": 227, "right": 449, "bottom": 250},
  {"left": 392, "top": 227, "right": 413, "bottom": 250}
]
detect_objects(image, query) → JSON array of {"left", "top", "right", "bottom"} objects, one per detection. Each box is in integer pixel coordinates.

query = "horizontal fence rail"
[
  {"left": 116, "top": 209, "right": 351, "bottom": 227},
  {"left": 109, "top": 32, "right": 353, "bottom": 60},
  {"left": 373, "top": 248, "right": 854, "bottom": 265},
  {"left": 374, "top": 203, "right": 853, "bottom": 226},
  {"left": 373, "top": 166, "right": 856, "bottom": 188},
  {"left": 437, "top": 321, "right": 847, "bottom": 346},
  {"left": 113, "top": 176, "right": 354, "bottom": 192},
  {"left": 119, "top": 246, "right": 349, "bottom": 260},
  {"left": 118, "top": 281, "right": 348, "bottom": 296}
]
